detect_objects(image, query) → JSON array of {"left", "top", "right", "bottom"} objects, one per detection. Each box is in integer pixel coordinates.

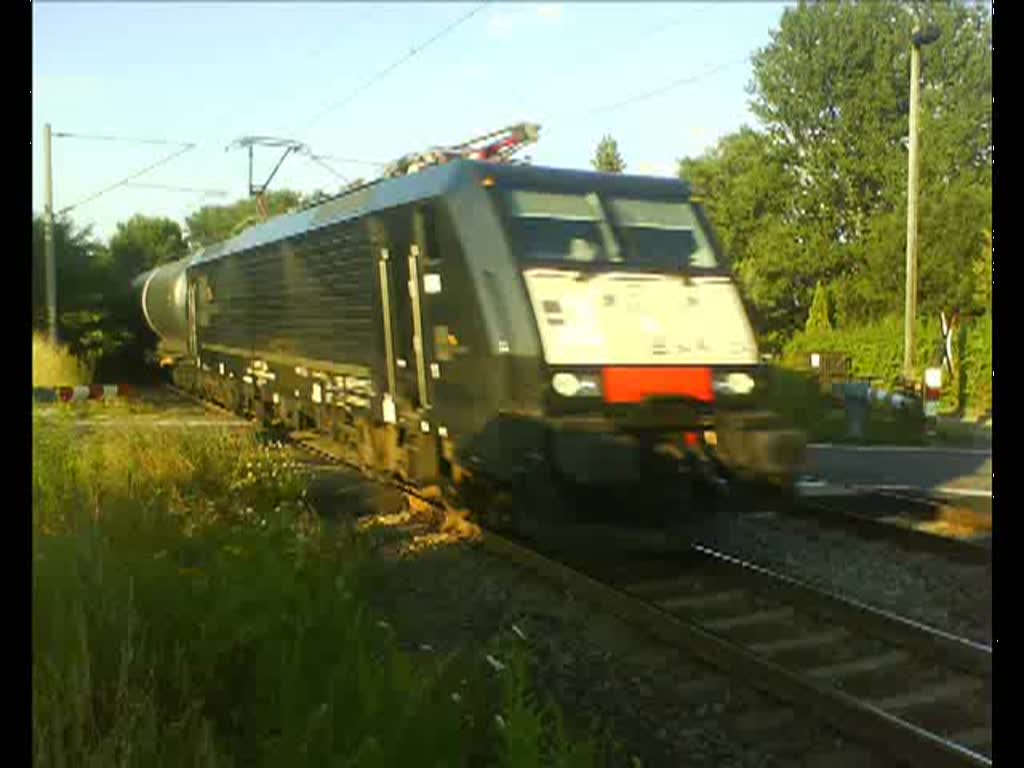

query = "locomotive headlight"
[
  {"left": 713, "top": 372, "right": 756, "bottom": 396},
  {"left": 552, "top": 372, "right": 602, "bottom": 397}
]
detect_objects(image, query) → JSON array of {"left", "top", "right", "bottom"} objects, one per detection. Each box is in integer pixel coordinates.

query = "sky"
[{"left": 32, "top": 1, "right": 794, "bottom": 241}]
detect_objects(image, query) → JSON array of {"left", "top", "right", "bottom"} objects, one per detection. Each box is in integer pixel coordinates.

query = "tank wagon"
[{"left": 136, "top": 154, "right": 805, "bottom": 524}]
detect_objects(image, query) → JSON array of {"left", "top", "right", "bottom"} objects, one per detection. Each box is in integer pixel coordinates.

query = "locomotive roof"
[{"left": 190, "top": 160, "right": 692, "bottom": 267}]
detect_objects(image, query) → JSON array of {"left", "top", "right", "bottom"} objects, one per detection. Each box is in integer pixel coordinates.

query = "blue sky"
[{"left": 32, "top": 2, "right": 793, "bottom": 240}]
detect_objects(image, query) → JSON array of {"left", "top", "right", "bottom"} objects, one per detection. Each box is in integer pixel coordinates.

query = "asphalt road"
[{"left": 803, "top": 443, "right": 992, "bottom": 499}]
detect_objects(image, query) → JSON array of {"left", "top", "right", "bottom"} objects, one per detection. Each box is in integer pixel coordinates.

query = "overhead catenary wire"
[
  {"left": 314, "top": 154, "right": 389, "bottom": 168},
  {"left": 50, "top": 6, "right": 486, "bottom": 211},
  {"left": 587, "top": 55, "right": 751, "bottom": 115},
  {"left": 125, "top": 182, "right": 228, "bottom": 197},
  {"left": 58, "top": 143, "right": 196, "bottom": 215},
  {"left": 541, "top": 53, "right": 753, "bottom": 141},
  {"left": 52, "top": 131, "right": 196, "bottom": 148},
  {"left": 302, "top": 152, "right": 351, "bottom": 185},
  {"left": 296, "top": 1, "right": 489, "bottom": 135}
]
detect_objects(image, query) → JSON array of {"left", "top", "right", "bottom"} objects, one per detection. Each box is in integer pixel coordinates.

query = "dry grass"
[{"left": 33, "top": 333, "right": 93, "bottom": 387}]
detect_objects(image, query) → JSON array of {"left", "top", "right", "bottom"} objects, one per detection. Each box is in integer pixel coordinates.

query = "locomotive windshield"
[
  {"left": 605, "top": 197, "right": 718, "bottom": 269},
  {"left": 502, "top": 190, "right": 611, "bottom": 264},
  {"left": 501, "top": 188, "right": 718, "bottom": 270}
]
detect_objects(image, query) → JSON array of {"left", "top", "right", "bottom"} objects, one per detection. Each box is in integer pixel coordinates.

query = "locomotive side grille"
[{"left": 196, "top": 220, "right": 375, "bottom": 366}]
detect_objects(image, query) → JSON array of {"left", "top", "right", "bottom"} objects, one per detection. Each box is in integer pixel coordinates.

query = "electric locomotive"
[{"left": 135, "top": 126, "right": 805, "bottom": 526}]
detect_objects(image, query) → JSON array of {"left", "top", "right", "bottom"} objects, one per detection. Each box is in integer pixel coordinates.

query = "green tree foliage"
[
  {"left": 680, "top": 0, "right": 991, "bottom": 349},
  {"left": 184, "top": 190, "right": 302, "bottom": 249},
  {"left": 108, "top": 215, "right": 187, "bottom": 286},
  {"left": 592, "top": 135, "right": 626, "bottom": 174},
  {"left": 32, "top": 213, "right": 174, "bottom": 382},
  {"left": 32, "top": 216, "right": 109, "bottom": 328},
  {"left": 806, "top": 282, "right": 833, "bottom": 332}
]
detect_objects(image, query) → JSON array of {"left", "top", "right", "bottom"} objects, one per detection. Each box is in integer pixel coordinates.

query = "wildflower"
[
  {"left": 485, "top": 654, "right": 506, "bottom": 673},
  {"left": 511, "top": 624, "right": 527, "bottom": 641},
  {"left": 419, "top": 643, "right": 434, "bottom": 652},
  {"left": 451, "top": 692, "right": 462, "bottom": 704},
  {"left": 494, "top": 714, "right": 507, "bottom": 729}
]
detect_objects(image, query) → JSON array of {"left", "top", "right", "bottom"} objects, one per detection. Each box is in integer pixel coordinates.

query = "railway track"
[
  {"left": 552, "top": 541, "right": 992, "bottom": 767},
  {"left": 163, "top": 385, "right": 993, "bottom": 767}
]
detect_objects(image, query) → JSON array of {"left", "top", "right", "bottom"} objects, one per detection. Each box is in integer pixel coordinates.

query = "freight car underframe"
[{"left": 170, "top": 350, "right": 805, "bottom": 532}]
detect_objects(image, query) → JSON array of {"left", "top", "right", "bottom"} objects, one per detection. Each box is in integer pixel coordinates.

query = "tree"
[
  {"left": 680, "top": 128, "right": 791, "bottom": 266},
  {"left": 806, "top": 282, "right": 833, "bottom": 333},
  {"left": 108, "top": 215, "right": 187, "bottom": 286},
  {"left": 679, "top": 0, "right": 991, "bottom": 348},
  {"left": 185, "top": 190, "right": 302, "bottom": 249},
  {"left": 592, "top": 135, "right": 626, "bottom": 173},
  {"left": 679, "top": 127, "right": 799, "bottom": 346},
  {"left": 32, "top": 214, "right": 109, "bottom": 329},
  {"left": 749, "top": 0, "right": 991, "bottom": 293}
]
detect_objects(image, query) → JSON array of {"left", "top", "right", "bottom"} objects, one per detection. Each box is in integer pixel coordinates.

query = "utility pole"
[
  {"left": 43, "top": 123, "right": 58, "bottom": 345},
  {"left": 903, "top": 24, "right": 940, "bottom": 382}
]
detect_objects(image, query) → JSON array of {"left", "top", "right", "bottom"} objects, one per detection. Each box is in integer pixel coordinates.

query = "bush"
[
  {"left": 962, "top": 312, "right": 992, "bottom": 418},
  {"left": 781, "top": 312, "right": 991, "bottom": 416},
  {"left": 782, "top": 315, "right": 942, "bottom": 387}
]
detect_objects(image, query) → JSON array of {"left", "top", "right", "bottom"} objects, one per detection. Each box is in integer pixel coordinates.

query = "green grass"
[
  {"left": 33, "top": 408, "right": 592, "bottom": 767},
  {"left": 33, "top": 333, "right": 93, "bottom": 387}
]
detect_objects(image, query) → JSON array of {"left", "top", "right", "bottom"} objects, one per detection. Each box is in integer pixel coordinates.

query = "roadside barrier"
[{"left": 32, "top": 384, "right": 138, "bottom": 403}]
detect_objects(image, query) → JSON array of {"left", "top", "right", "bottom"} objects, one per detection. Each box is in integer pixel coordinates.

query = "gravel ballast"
[
  {"left": 715, "top": 510, "right": 992, "bottom": 645},
  {"left": 354, "top": 511, "right": 898, "bottom": 768}
]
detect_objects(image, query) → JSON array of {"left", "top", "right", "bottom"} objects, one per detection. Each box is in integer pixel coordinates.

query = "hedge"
[{"left": 781, "top": 312, "right": 991, "bottom": 417}]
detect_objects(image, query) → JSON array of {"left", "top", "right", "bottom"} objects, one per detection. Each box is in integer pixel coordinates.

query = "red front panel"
[{"left": 601, "top": 366, "right": 714, "bottom": 405}]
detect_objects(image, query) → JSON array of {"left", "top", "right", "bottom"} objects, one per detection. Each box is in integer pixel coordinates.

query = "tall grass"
[
  {"left": 33, "top": 333, "right": 93, "bottom": 387},
  {"left": 33, "top": 412, "right": 590, "bottom": 766}
]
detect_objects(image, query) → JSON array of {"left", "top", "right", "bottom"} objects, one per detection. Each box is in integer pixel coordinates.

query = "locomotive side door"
[
  {"left": 377, "top": 206, "right": 433, "bottom": 418},
  {"left": 373, "top": 204, "right": 441, "bottom": 480}
]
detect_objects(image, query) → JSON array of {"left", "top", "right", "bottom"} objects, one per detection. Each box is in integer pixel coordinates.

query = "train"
[{"left": 134, "top": 153, "right": 806, "bottom": 529}]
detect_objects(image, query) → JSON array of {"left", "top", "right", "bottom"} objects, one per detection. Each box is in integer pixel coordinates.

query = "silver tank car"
[{"left": 132, "top": 257, "right": 191, "bottom": 354}]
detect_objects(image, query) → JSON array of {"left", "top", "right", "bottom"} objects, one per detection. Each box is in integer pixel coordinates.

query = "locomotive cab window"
[
  {"left": 501, "top": 189, "right": 717, "bottom": 271},
  {"left": 605, "top": 198, "right": 719, "bottom": 270},
  {"left": 501, "top": 190, "right": 610, "bottom": 264}
]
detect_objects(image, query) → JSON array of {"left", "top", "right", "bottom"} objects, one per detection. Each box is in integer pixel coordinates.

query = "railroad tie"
[
  {"left": 701, "top": 607, "right": 795, "bottom": 631},
  {"left": 747, "top": 628, "right": 849, "bottom": 656},
  {"left": 805, "top": 650, "right": 911, "bottom": 681},
  {"left": 868, "top": 676, "right": 984, "bottom": 713},
  {"left": 657, "top": 589, "right": 747, "bottom": 611}
]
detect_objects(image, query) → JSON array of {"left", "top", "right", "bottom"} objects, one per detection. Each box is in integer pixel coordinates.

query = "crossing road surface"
[{"left": 803, "top": 444, "right": 992, "bottom": 508}]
